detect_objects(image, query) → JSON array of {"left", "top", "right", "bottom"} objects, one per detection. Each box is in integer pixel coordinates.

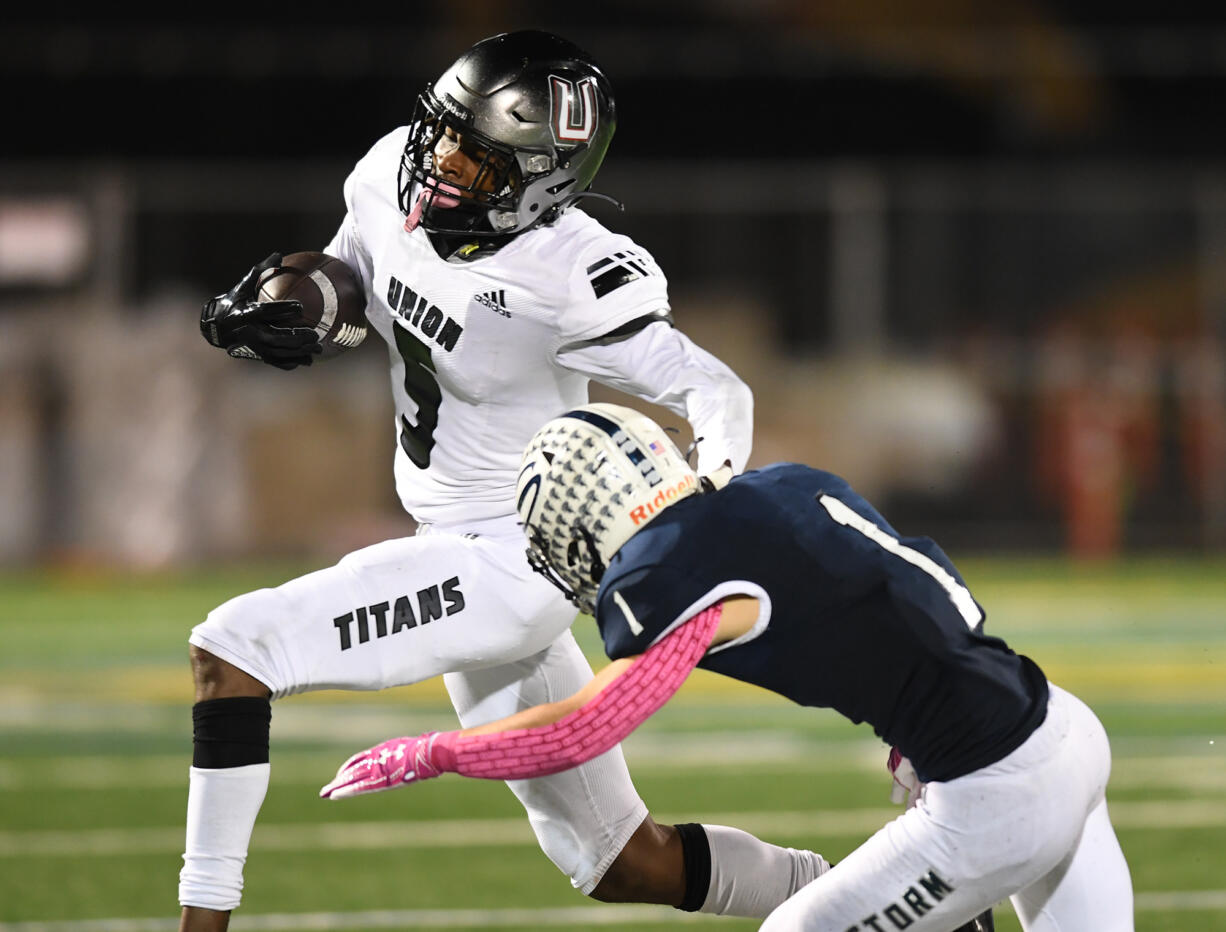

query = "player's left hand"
[
  {"left": 320, "top": 732, "right": 448, "bottom": 799},
  {"left": 200, "top": 252, "right": 322, "bottom": 370}
]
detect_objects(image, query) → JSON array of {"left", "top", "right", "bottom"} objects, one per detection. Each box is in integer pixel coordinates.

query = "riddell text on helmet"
[{"left": 628, "top": 474, "right": 696, "bottom": 526}]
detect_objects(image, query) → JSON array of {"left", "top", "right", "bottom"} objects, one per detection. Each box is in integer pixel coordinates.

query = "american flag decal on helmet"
[{"left": 549, "top": 75, "right": 598, "bottom": 144}]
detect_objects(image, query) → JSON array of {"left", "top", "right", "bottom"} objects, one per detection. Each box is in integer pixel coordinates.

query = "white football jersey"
[{"left": 327, "top": 127, "right": 751, "bottom": 525}]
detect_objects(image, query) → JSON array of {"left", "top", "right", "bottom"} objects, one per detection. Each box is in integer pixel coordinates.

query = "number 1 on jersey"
[
  {"left": 818, "top": 494, "right": 983, "bottom": 629},
  {"left": 394, "top": 323, "right": 442, "bottom": 468}
]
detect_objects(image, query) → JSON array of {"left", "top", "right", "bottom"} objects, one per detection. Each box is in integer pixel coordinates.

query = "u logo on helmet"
[{"left": 549, "top": 75, "right": 598, "bottom": 143}]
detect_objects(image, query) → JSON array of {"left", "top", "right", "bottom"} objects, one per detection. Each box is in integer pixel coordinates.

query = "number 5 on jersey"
[{"left": 394, "top": 323, "right": 442, "bottom": 468}]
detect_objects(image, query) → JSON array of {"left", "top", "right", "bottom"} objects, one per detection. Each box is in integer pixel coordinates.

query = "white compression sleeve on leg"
[
  {"left": 179, "top": 763, "right": 270, "bottom": 910},
  {"left": 700, "top": 823, "right": 830, "bottom": 917}
]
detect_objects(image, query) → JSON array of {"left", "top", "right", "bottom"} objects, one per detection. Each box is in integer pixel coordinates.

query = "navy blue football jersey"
[{"left": 594, "top": 463, "right": 1049, "bottom": 782}]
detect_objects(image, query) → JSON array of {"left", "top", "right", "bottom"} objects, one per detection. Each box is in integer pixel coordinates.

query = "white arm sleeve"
[{"left": 558, "top": 322, "right": 754, "bottom": 475}]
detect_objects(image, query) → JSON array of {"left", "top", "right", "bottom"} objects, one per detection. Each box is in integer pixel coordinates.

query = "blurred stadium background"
[{"left": 1, "top": 3, "right": 1224, "bottom": 929}]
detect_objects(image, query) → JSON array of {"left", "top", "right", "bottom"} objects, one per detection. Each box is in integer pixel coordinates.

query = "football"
[{"left": 257, "top": 251, "right": 368, "bottom": 359}]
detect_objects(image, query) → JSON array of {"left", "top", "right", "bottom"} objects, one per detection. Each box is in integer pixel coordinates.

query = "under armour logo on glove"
[{"left": 320, "top": 731, "right": 449, "bottom": 799}]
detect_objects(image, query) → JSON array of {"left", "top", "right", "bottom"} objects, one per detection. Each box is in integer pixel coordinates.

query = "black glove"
[{"left": 200, "top": 253, "right": 322, "bottom": 370}]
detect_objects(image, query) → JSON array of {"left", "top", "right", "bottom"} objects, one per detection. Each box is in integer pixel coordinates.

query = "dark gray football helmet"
[{"left": 398, "top": 30, "right": 617, "bottom": 237}]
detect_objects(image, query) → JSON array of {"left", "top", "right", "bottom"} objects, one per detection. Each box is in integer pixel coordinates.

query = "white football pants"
[
  {"left": 189, "top": 514, "right": 647, "bottom": 893},
  {"left": 761, "top": 684, "right": 1133, "bottom": 931}
]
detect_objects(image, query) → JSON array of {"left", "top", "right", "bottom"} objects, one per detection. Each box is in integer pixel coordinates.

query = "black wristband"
[
  {"left": 192, "top": 696, "right": 271, "bottom": 769},
  {"left": 674, "top": 822, "right": 712, "bottom": 912}
]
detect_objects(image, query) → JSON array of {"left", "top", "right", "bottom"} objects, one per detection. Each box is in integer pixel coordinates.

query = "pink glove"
[
  {"left": 887, "top": 746, "right": 923, "bottom": 809},
  {"left": 320, "top": 731, "right": 456, "bottom": 799}
]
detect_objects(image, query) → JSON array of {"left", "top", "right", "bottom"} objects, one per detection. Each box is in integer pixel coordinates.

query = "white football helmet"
[{"left": 516, "top": 403, "right": 700, "bottom": 613}]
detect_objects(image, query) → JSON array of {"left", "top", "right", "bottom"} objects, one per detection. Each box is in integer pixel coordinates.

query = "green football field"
[{"left": 1, "top": 557, "right": 1223, "bottom": 931}]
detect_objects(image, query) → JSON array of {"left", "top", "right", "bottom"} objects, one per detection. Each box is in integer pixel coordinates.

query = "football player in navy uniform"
[
  {"left": 323, "top": 404, "right": 1135, "bottom": 931},
  {"left": 183, "top": 31, "right": 834, "bottom": 931}
]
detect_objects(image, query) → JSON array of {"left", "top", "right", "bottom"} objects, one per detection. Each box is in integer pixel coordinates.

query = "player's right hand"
[
  {"left": 699, "top": 461, "right": 735, "bottom": 493},
  {"left": 887, "top": 746, "right": 923, "bottom": 809},
  {"left": 320, "top": 732, "right": 448, "bottom": 799},
  {"left": 199, "top": 252, "right": 322, "bottom": 370}
]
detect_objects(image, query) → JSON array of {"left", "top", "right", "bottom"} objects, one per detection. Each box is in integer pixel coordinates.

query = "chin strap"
[{"left": 523, "top": 528, "right": 594, "bottom": 613}]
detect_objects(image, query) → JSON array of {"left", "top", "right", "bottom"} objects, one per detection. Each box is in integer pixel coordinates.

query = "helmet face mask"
[
  {"left": 516, "top": 404, "right": 700, "bottom": 613},
  {"left": 398, "top": 94, "right": 526, "bottom": 235},
  {"left": 398, "top": 30, "right": 617, "bottom": 238}
]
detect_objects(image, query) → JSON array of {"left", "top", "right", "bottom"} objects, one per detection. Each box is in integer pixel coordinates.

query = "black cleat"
[{"left": 951, "top": 909, "right": 994, "bottom": 931}]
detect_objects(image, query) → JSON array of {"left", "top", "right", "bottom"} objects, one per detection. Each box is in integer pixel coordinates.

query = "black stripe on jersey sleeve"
[
  {"left": 558, "top": 311, "right": 675, "bottom": 352},
  {"left": 590, "top": 265, "right": 641, "bottom": 298}
]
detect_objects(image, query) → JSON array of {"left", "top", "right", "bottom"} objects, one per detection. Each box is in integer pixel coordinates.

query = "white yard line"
[
  {"left": 0, "top": 737, "right": 887, "bottom": 790},
  {"left": 2, "top": 799, "right": 1224, "bottom": 858},
  {"left": 0, "top": 811, "right": 897, "bottom": 858},
  {"left": 1135, "top": 890, "right": 1226, "bottom": 909},
  {"left": 2, "top": 744, "right": 1222, "bottom": 791},
  {"left": 1, "top": 891, "right": 1225, "bottom": 931},
  {"left": 1, "top": 905, "right": 687, "bottom": 931}
]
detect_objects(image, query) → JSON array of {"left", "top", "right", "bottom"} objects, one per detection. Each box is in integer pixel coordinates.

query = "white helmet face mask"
[{"left": 516, "top": 404, "right": 699, "bottom": 613}]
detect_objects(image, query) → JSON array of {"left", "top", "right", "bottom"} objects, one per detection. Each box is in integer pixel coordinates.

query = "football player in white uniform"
[{"left": 182, "top": 30, "right": 831, "bottom": 931}]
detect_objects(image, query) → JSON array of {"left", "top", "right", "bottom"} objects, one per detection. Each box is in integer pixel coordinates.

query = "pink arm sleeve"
[{"left": 430, "top": 603, "right": 724, "bottom": 780}]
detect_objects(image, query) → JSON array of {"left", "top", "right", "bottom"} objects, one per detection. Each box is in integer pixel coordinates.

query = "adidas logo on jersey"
[{"left": 473, "top": 289, "right": 511, "bottom": 317}]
